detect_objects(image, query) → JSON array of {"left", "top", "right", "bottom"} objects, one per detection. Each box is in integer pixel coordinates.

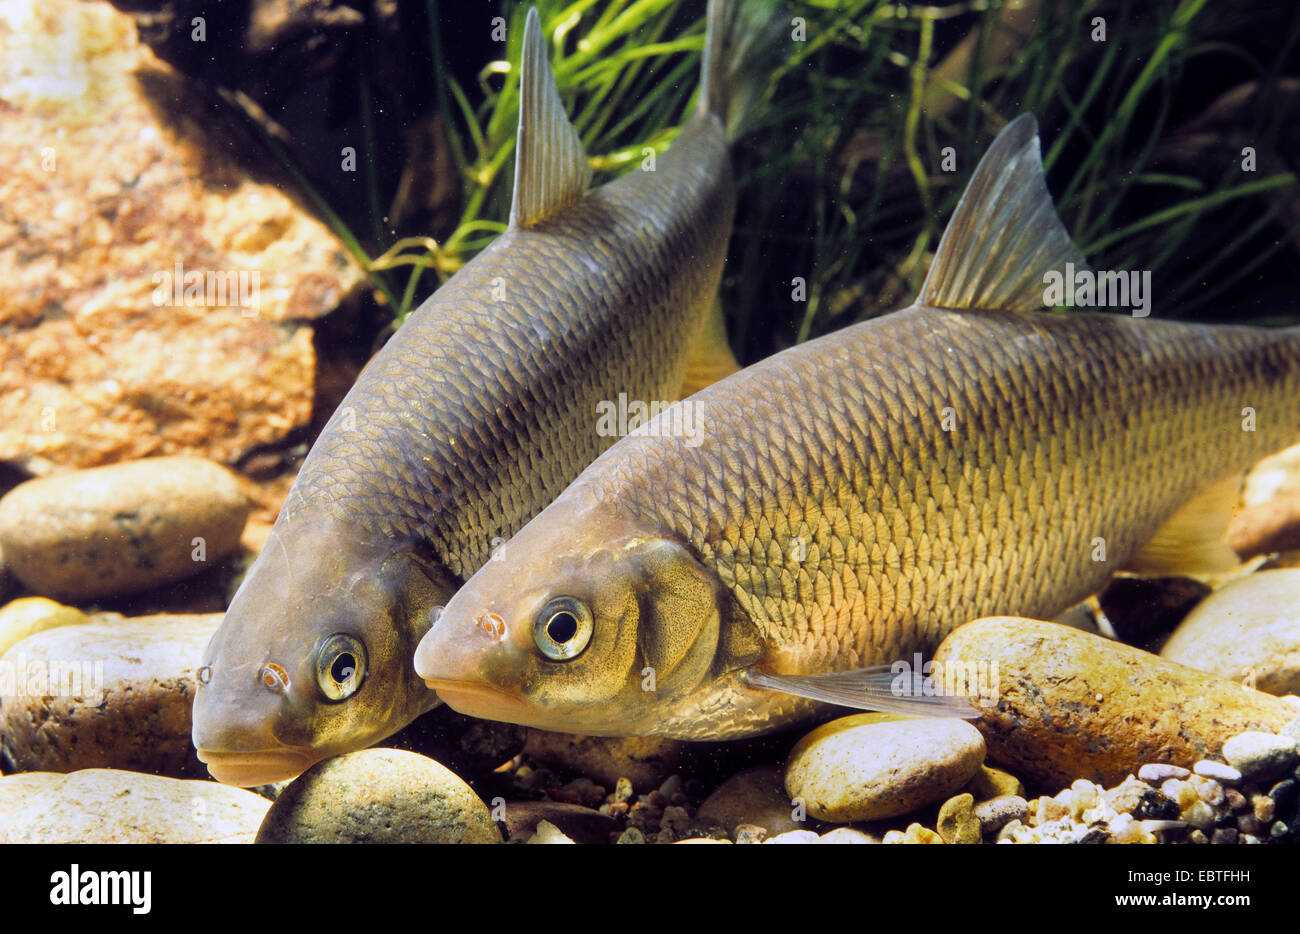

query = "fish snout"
[{"left": 414, "top": 601, "right": 531, "bottom": 720}]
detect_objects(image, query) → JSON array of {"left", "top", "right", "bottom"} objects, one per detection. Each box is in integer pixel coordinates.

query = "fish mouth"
[
  {"left": 422, "top": 678, "right": 528, "bottom": 720},
  {"left": 196, "top": 748, "right": 318, "bottom": 787}
]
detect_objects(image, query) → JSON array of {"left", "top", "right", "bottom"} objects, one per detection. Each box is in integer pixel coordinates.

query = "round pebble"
[
  {"left": 973, "top": 795, "right": 1029, "bottom": 836},
  {"left": 696, "top": 765, "right": 805, "bottom": 835},
  {"left": 1222, "top": 731, "right": 1299, "bottom": 782},
  {"left": 0, "top": 456, "right": 249, "bottom": 600},
  {"left": 0, "top": 769, "right": 270, "bottom": 843},
  {"left": 936, "top": 793, "right": 981, "bottom": 844},
  {"left": 784, "top": 712, "right": 985, "bottom": 822},
  {"left": 255, "top": 749, "right": 501, "bottom": 844},
  {"left": 1160, "top": 569, "right": 1300, "bottom": 695},
  {"left": 1192, "top": 760, "right": 1242, "bottom": 783},
  {"left": 0, "top": 597, "right": 88, "bottom": 658}
]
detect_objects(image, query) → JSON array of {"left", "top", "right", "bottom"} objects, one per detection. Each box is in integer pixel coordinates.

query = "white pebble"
[
  {"left": 1193, "top": 760, "right": 1242, "bottom": 783},
  {"left": 1138, "top": 763, "right": 1189, "bottom": 783}
]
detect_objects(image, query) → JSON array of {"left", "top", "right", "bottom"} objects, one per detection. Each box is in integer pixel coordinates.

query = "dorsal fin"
[
  {"left": 917, "top": 114, "right": 1086, "bottom": 312},
  {"left": 509, "top": 7, "right": 591, "bottom": 229}
]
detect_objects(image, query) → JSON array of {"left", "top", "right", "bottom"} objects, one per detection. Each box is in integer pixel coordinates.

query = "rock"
[
  {"left": 0, "top": 457, "right": 249, "bottom": 600},
  {"left": 936, "top": 793, "right": 981, "bottom": 844},
  {"left": 972, "top": 795, "right": 1029, "bottom": 836},
  {"left": 734, "top": 824, "right": 768, "bottom": 844},
  {"left": 934, "top": 617, "right": 1300, "bottom": 787},
  {"left": 0, "top": 597, "right": 89, "bottom": 657},
  {"left": 1222, "top": 731, "right": 1299, "bottom": 782},
  {"left": 255, "top": 749, "right": 500, "bottom": 844},
  {"left": 0, "top": 613, "right": 221, "bottom": 777},
  {"left": 1230, "top": 443, "right": 1300, "bottom": 555},
  {"left": 784, "top": 712, "right": 985, "bottom": 822},
  {"left": 526, "top": 821, "right": 576, "bottom": 845},
  {"left": 967, "top": 764, "right": 1024, "bottom": 800},
  {"left": 0, "top": 0, "right": 362, "bottom": 474},
  {"left": 1193, "top": 760, "right": 1242, "bottom": 783},
  {"left": 1138, "top": 763, "right": 1190, "bottom": 783},
  {"left": 615, "top": 827, "right": 645, "bottom": 844},
  {"left": 902, "top": 823, "right": 944, "bottom": 844},
  {"left": 763, "top": 830, "right": 821, "bottom": 844},
  {"left": 695, "top": 765, "right": 804, "bottom": 835},
  {"left": 498, "top": 801, "right": 617, "bottom": 845},
  {"left": 818, "top": 827, "right": 878, "bottom": 844},
  {"left": 0, "top": 769, "right": 269, "bottom": 843},
  {"left": 1160, "top": 570, "right": 1300, "bottom": 694},
  {"left": 523, "top": 731, "right": 682, "bottom": 793}
]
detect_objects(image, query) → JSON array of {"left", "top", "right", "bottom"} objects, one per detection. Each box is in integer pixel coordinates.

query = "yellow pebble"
[{"left": 0, "top": 597, "right": 89, "bottom": 658}]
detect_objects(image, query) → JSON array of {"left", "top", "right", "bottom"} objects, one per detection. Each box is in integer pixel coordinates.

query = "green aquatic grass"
[{"left": 236, "top": 0, "right": 1300, "bottom": 343}]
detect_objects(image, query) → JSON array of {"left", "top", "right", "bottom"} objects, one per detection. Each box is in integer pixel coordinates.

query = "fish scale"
[
  {"left": 608, "top": 304, "right": 1297, "bottom": 661},
  {"left": 288, "top": 119, "right": 733, "bottom": 581}
]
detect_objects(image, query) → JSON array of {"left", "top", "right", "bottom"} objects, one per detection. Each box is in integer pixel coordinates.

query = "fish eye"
[
  {"left": 532, "top": 597, "right": 593, "bottom": 661},
  {"left": 316, "top": 633, "right": 367, "bottom": 701}
]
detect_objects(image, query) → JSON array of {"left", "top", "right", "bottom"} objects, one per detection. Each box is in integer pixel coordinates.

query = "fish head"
[
  {"left": 193, "top": 508, "right": 447, "bottom": 786},
  {"left": 416, "top": 490, "right": 752, "bottom": 735}
]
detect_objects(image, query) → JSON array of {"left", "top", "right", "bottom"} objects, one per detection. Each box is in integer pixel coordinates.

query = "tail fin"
[{"left": 698, "top": 0, "right": 783, "bottom": 142}]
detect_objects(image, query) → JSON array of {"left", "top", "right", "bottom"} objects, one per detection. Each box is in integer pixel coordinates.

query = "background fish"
[
  {"left": 416, "top": 114, "right": 1300, "bottom": 740},
  {"left": 193, "top": 1, "right": 754, "bottom": 785}
]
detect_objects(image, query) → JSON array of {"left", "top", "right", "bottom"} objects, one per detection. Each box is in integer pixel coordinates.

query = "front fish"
[
  {"left": 416, "top": 114, "right": 1300, "bottom": 739},
  {"left": 193, "top": 3, "right": 750, "bottom": 785}
]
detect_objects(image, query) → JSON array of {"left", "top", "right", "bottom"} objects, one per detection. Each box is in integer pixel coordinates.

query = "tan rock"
[
  {"left": 523, "top": 730, "right": 682, "bottom": 793},
  {"left": 255, "top": 749, "right": 501, "bottom": 844},
  {"left": 784, "top": 712, "right": 985, "bottom": 822},
  {"left": 0, "top": 613, "right": 221, "bottom": 777},
  {"left": 0, "top": 597, "right": 89, "bottom": 657},
  {"left": 935, "top": 617, "right": 1299, "bottom": 787},
  {"left": 1160, "top": 569, "right": 1300, "bottom": 695},
  {"left": 695, "top": 765, "right": 804, "bottom": 835},
  {"left": 936, "top": 793, "right": 981, "bottom": 844},
  {"left": 0, "top": 769, "right": 270, "bottom": 843},
  {"left": 0, "top": 457, "right": 248, "bottom": 599},
  {"left": 0, "top": 0, "right": 362, "bottom": 471},
  {"left": 967, "top": 764, "right": 1025, "bottom": 800}
]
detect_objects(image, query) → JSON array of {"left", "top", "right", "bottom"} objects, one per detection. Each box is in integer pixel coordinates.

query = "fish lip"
[
  {"left": 422, "top": 678, "right": 527, "bottom": 716},
  {"left": 196, "top": 747, "right": 318, "bottom": 787}
]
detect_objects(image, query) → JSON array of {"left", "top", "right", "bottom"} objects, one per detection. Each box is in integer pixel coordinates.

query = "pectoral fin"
[
  {"left": 1125, "top": 471, "right": 1247, "bottom": 578},
  {"left": 509, "top": 7, "right": 592, "bottom": 229},
  {"left": 917, "top": 113, "right": 1086, "bottom": 313},
  {"left": 742, "top": 665, "right": 981, "bottom": 718}
]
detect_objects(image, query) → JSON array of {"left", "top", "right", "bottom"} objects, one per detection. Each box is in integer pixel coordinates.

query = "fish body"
[
  {"left": 193, "top": 3, "right": 745, "bottom": 785},
  {"left": 416, "top": 115, "right": 1300, "bottom": 740}
]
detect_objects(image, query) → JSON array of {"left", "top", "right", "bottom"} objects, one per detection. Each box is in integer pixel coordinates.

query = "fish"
[
  {"left": 414, "top": 113, "right": 1300, "bottom": 740},
  {"left": 192, "top": 1, "right": 756, "bottom": 785}
]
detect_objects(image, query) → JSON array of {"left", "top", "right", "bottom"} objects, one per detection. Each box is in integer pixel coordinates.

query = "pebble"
[
  {"left": 1160, "top": 569, "right": 1300, "bottom": 696},
  {"left": 0, "top": 769, "right": 270, "bottom": 843},
  {"left": 0, "top": 597, "right": 89, "bottom": 658},
  {"left": 1193, "top": 760, "right": 1242, "bottom": 783},
  {"left": 734, "top": 824, "right": 768, "bottom": 844},
  {"left": 616, "top": 827, "right": 645, "bottom": 844},
  {"left": 967, "top": 764, "right": 1025, "bottom": 800},
  {"left": 0, "top": 457, "right": 249, "bottom": 600},
  {"left": 1182, "top": 800, "right": 1216, "bottom": 831},
  {"left": 0, "top": 613, "right": 221, "bottom": 778},
  {"left": 973, "top": 795, "right": 1030, "bottom": 836},
  {"left": 255, "top": 749, "right": 501, "bottom": 844},
  {"left": 498, "top": 801, "right": 618, "bottom": 845},
  {"left": 1211, "top": 827, "right": 1239, "bottom": 845},
  {"left": 523, "top": 731, "right": 681, "bottom": 792},
  {"left": 902, "top": 823, "right": 944, "bottom": 844},
  {"left": 527, "top": 820, "right": 576, "bottom": 845},
  {"left": 612, "top": 777, "right": 634, "bottom": 804},
  {"left": 784, "top": 712, "right": 985, "bottom": 822},
  {"left": 763, "top": 830, "right": 821, "bottom": 845},
  {"left": 695, "top": 765, "right": 805, "bottom": 835},
  {"left": 1139, "top": 764, "right": 1190, "bottom": 783},
  {"left": 818, "top": 828, "right": 878, "bottom": 844},
  {"left": 675, "top": 837, "right": 732, "bottom": 844},
  {"left": 935, "top": 617, "right": 1300, "bottom": 787},
  {"left": 936, "top": 793, "right": 981, "bottom": 844},
  {"left": 1222, "top": 731, "right": 1300, "bottom": 782}
]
